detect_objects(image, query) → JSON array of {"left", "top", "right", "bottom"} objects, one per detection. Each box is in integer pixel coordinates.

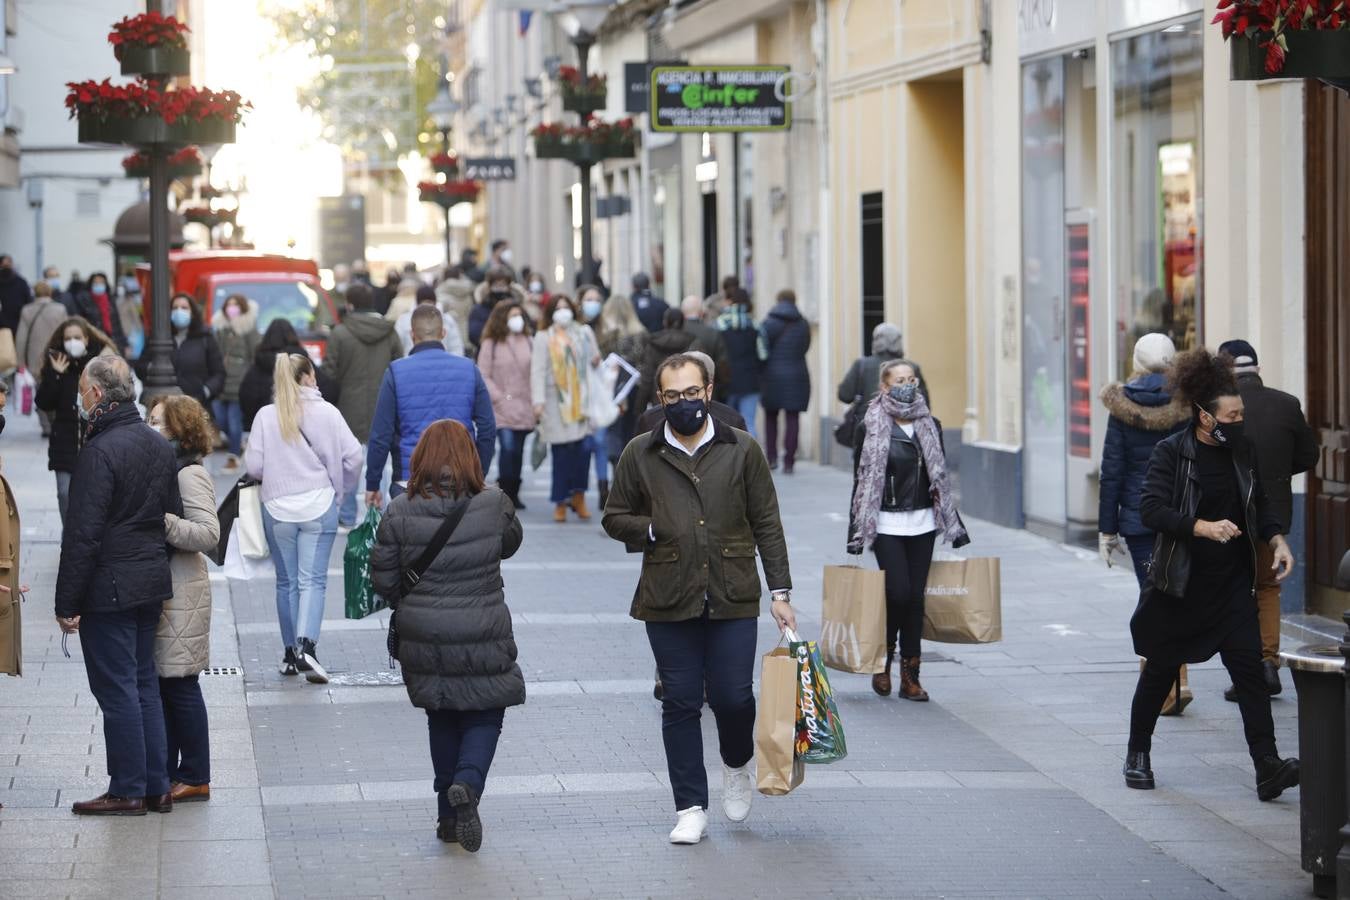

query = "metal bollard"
[{"left": 1283, "top": 644, "right": 1346, "bottom": 899}]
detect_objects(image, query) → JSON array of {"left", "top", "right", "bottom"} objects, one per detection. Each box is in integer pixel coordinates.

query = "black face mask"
[
  {"left": 1199, "top": 407, "right": 1244, "bottom": 447},
  {"left": 0, "top": 413, "right": 7, "bottom": 436},
  {"left": 664, "top": 397, "right": 708, "bottom": 436}
]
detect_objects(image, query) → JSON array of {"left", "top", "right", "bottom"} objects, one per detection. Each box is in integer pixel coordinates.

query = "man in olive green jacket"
[
  {"left": 321, "top": 282, "right": 402, "bottom": 525},
  {"left": 603, "top": 352, "right": 795, "bottom": 846}
]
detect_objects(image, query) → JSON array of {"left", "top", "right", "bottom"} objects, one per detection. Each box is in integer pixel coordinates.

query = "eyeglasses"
[{"left": 660, "top": 386, "right": 707, "bottom": 404}]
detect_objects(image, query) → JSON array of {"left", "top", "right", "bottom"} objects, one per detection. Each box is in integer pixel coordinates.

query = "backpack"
[{"left": 833, "top": 357, "right": 880, "bottom": 448}]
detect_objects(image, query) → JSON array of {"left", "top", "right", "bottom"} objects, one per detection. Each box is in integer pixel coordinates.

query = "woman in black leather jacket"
[
  {"left": 1125, "top": 348, "right": 1299, "bottom": 802},
  {"left": 849, "top": 359, "right": 968, "bottom": 702}
]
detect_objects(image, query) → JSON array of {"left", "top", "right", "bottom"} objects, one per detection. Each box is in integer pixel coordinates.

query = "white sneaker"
[
  {"left": 669, "top": 806, "right": 708, "bottom": 844},
  {"left": 722, "top": 763, "right": 753, "bottom": 822}
]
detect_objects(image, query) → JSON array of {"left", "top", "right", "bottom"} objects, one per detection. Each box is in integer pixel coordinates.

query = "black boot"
[
  {"left": 500, "top": 478, "right": 525, "bottom": 510},
  {"left": 1263, "top": 660, "right": 1283, "bottom": 696},
  {"left": 598, "top": 479, "right": 610, "bottom": 512},
  {"left": 1255, "top": 755, "right": 1300, "bottom": 801},
  {"left": 1123, "top": 751, "right": 1155, "bottom": 790},
  {"left": 446, "top": 783, "right": 482, "bottom": 852}
]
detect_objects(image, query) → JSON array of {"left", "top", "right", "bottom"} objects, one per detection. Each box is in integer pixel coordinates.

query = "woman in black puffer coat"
[
  {"left": 760, "top": 289, "right": 812, "bottom": 472},
  {"left": 135, "top": 294, "right": 225, "bottom": 410},
  {"left": 370, "top": 419, "right": 524, "bottom": 853},
  {"left": 239, "top": 319, "right": 336, "bottom": 429}
]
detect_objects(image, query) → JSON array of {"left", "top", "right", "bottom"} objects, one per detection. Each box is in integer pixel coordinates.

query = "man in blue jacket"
[
  {"left": 366, "top": 305, "right": 496, "bottom": 507},
  {"left": 55, "top": 355, "right": 182, "bottom": 815}
]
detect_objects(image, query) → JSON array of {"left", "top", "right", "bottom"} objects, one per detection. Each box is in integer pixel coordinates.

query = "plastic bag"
[
  {"left": 786, "top": 628, "right": 848, "bottom": 764},
  {"left": 15, "top": 369, "right": 34, "bottom": 416},
  {"left": 344, "top": 507, "right": 385, "bottom": 619}
]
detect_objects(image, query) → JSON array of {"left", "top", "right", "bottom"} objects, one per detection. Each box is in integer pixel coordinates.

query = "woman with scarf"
[
  {"left": 848, "top": 359, "right": 969, "bottom": 701},
  {"left": 531, "top": 294, "right": 598, "bottom": 523}
]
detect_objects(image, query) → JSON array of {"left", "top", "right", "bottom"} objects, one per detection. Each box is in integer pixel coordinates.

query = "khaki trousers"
[{"left": 1255, "top": 540, "right": 1282, "bottom": 664}]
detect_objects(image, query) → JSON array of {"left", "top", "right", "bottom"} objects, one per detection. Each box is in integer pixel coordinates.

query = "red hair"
[{"left": 407, "top": 419, "right": 486, "bottom": 499}]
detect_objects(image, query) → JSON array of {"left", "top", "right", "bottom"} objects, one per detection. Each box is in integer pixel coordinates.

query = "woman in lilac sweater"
[{"left": 245, "top": 352, "right": 362, "bottom": 682}]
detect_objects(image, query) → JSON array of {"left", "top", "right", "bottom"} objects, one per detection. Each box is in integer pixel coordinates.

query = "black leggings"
[
  {"left": 872, "top": 531, "right": 937, "bottom": 659},
  {"left": 1129, "top": 644, "right": 1277, "bottom": 762}
]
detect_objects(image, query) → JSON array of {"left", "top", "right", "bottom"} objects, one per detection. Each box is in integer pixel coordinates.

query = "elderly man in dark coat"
[{"left": 56, "top": 355, "right": 182, "bottom": 816}]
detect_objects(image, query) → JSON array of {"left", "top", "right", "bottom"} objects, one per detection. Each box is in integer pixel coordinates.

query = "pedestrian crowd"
[{"left": 0, "top": 244, "right": 1310, "bottom": 850}]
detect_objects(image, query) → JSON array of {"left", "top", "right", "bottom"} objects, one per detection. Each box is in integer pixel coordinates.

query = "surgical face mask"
[
  {"left": 90, "top": 282, "right": 107, "bottom": 296},
  {"left": 664, "top": 396, "right": 708, "bottom": 436},
  {"left": 552, "top": 308, "right": 574, "bottom": 327},
  {"left": 499, "top": 248, "right": 513, "bottom": 264},
  {"left": 224, "top": 304, "right": 242, "bottom": 320},
  {"left": 582, "top": 299, "right": 603, "bottom": 321},
  {"left": 77, "top": 387, "right": 96, "bottom": 421},
  {"left": 64, "top": 338, "right": 87, "bottom": 359},
  {"left": 529, "top": 281, "right": 544, "bottom": 294},
  {"left": 507, "top": 316, "right": 526, "bottom": 334},
  {"left": 47, "top": 279, "right": 61, "bottom": 292},
  {"left": 889, "top": 383, "right": 918, "bottom": 405},
  {"left": 171, "top": 308, "right": 192, "bottom": 329}
]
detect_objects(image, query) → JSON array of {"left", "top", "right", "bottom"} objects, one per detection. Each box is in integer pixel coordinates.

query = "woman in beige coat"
[{"left": 147, "top": 396, "right": 220, "bottom": 804}]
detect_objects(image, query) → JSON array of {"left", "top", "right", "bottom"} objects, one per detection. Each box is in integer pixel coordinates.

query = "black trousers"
[
  {"left": 872, "top": 531, "right": 937, "bottom": 659},
  {"left": 160, "top": 674, "right": 210, "bottom": 786},
  {"left": 1129, "top": 641, "right": 1277, "bottom": 762}
]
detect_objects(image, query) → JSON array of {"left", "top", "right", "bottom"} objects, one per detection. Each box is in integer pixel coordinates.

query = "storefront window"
[{"left": 1111, "top": 22, "right": 1204, "bottom": 380}]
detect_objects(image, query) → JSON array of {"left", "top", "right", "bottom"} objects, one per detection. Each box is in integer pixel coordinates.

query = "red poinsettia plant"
[
  {"left": 122, "top": 145, "right": 202, "bottom": 175},
  {"left": 1213, "top": 0, "right": 1349, "bottom": 73},
  {"left": 531, "top": 118, "right": 635, "bottom": 159},
  {"left": 108, "top": 11, "right": 190, "bottom": 60},
  {"left": 182, "top": 205, "right": 236, "bottom": 227},
  {"left": 557, "top": 65, "right": 606, "bottom": 94},
  {"left": 429, "top": 151, "right": 459, "bottom": 172},
  {"left": 417, "top": 179, "right": 481, "bottom": 199},
  {"left": 66, "top": 79, "right": 250, "bottom": 124}
]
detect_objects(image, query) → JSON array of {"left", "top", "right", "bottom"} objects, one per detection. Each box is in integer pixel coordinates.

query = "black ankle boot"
[
  {"left": 1123, "top": 751, "right": 1155, "bottom": 790},
  {"left": 499, "top": 478, "right": 525, "bottom": 510},
  {"left": 1255, "top": 755, "right": 1300, "bottom": 801}
]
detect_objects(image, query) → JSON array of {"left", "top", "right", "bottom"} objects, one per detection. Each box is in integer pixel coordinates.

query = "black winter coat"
[
  {"left": 0, "top": 269, "right": 31, "bottom": 333},
  {"left": 1235, "top": 373, "right": 1320, "bottom": 531},
  {"left": 137, "top": 331, "right": 224, "bottom": 409},
  {"left": 239, "top": 344, "right": 338, "bottom": 430},
  {"left": 684, "top": 320, "right": 731, "bottom": 400},
  {"left": 1139, "top": 428, "right": 1282, "bottom": 599},
  {"left": 635, "top": 328, "right": 697, "bottom": 412},
  {"left": 1097, "top": 375, "right": 1189, "bottom": 537},
  {"left": 760, "top": 302, "right": 811, "bottom": 412},
  {"left": 54, "top": 403, "right": 181, "bottom": 617},
  {"left": 632, "top": 290, "right": 670, "bottom": 333},
  {"left": 65, "top": 290, "right": 128, "bottom": 352},
  {"left": 719, "top": 313, "right": 762, "bottom": 397},
  {"left": 35, "top": 355, "right": 98, "bottom": 473},
  {"left": 370, "top": 488, "right": 525, "bottom": 711}
]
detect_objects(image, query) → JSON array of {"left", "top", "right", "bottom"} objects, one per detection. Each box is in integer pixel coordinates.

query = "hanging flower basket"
[
  {"left": 122, "top": 145, "right": 203, "bottom": 178},
  {"left": 429, "top": 151, "right": 459, "bottom": 176},
  {"left": 557, "top": 66, "right": 607, "bottom": 114},
  {"left": 1214, "top": 1, "right": 1350, "bottom": 78},
  {"left": 417, "top": 180, "right": 481, "bottom": 208},
  {"left": 181, "top": 206, "right": 236, "bottom": 228},
  {"left": 110, "top": 12, "right": 191, "bottom": 77},
  {"left": 533, "top": 119, "right": 637, "bottom": 163},
  {"left": 531, "top": 123, "right": 567, "bottom": 159},
  {"left": 67, "top": 80, "right": 248, "bottom": 147}
]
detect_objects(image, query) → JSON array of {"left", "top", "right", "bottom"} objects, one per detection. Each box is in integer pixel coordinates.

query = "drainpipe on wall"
[{"left": 813, "top": 0, "right": 832, "bottom": 459}]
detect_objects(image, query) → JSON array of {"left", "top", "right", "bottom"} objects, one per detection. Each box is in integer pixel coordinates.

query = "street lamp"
[
  {"left": 553, "top": 0, "right": 611, "bottom": 288},
  {"left": 426, "top": 84, "right": 459, "bottom": 268}
]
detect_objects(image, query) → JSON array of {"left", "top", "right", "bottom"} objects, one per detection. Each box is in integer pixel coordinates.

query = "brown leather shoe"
[
  {"left": 170, "top": 782, "right": 210, "bottom": 803},
  {"left": 554, "top": 504, "right": 568, "bottom": 523},
  {"left": 72, "top": 793, "right": 146, "bottom": 816},
  {"left": 871, "top": 670, "right": 892, "bottom": 696},
  {"left": 570, "top": 492, "right": 591, "bottom": 520},
  {"left": 144, "top": 792, "right": 174, "bottom": 814},
  {"left": 899, "top": 657, "right": 930, "bottom": 702}
]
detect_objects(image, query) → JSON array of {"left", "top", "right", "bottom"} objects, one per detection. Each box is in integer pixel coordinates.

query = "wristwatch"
[{"left": 772, "top": 590, "right": 791, "bottom": 604}]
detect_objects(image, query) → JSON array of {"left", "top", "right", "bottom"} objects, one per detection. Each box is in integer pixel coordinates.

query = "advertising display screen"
[{"left": 649, "top": 66, "right": 791, "bottom": 132}]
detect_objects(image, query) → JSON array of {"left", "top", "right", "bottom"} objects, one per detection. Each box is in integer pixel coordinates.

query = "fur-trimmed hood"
[{"left": 1100, "top": 375, "right": 1189, "bottom": 433}]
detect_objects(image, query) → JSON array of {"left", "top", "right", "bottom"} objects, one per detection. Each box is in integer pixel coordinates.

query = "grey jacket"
[
  {"left": 155, "top": 462, "right": 220, "bottom": 678},
  {"left": 370, "top": 488, "right": 526, "bottom": 711},
  {"left": 322, "top": 312, "right": 403, "bottom": 442}
]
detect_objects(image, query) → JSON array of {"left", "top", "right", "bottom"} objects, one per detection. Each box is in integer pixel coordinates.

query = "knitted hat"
[
  {"left": 1217, "top": 339, "right": 1259, "bottom": 374},
  {"left": 1132, "top": 333, "right": 1176, "bottom": 374}
]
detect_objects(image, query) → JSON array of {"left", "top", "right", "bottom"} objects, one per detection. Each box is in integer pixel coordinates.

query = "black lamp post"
[
  {"left": 558, "top": 2, "right": 611, "bottom": 289},
  {"left": 427, "top": 83, "right": 459, "bottom": 269},
  {"left": 139, "top": 0, "right": 180, "bottom": 402}
]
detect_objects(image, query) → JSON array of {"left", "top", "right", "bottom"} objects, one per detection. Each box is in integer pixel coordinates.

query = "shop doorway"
[
  {"left": 860, "top": 192, "right": 884, "bottom": 354},
  {"left": 701, "top": 191, "right": 719, "bottom": 299},
  {"left": 1304, "top": 80, "right": 1350, "bottom": 616}
]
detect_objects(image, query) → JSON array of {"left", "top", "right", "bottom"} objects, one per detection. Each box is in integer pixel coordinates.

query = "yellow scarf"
[{"left": 548, "top": 326, "right": 585, "bottom": 425}]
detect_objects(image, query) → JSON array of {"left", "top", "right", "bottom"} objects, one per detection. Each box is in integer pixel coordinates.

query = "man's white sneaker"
[
  {"left": 722, "top": 763, "right": 753, "bottom": 822},
  {"left": 669, "top": 806, "right": 708, "bottom": 844}
]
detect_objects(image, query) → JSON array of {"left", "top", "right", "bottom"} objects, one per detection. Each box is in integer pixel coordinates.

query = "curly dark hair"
[
  {"left": 1168, "top": 348, "right": 1239, "bottom": 415},
  {"left": 481, "top": 301, "right": 530, "bottom": 344},
  {"left": 150, "top": 395, "right": 216, "bottom": 458}
]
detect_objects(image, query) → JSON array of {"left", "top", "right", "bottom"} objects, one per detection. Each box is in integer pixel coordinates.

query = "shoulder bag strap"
[{"left": 401, "top": 498, "right": 471, "bottom": 593}]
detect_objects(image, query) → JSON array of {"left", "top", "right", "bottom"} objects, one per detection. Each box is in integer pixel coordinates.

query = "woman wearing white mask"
[
  {"left": 34, "top": 317, "right": 116, "bottom": 522},
  {"left": 532, "top": 295, "right": 599, "bottom": 522},
  {"left": 477, "top": 301, "right": 535, "bottom": 509}
]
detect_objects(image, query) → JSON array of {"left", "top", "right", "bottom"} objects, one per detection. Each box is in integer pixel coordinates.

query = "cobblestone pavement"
[{"left": 0, "top": 409, "right": 1312, "bottom": 898}]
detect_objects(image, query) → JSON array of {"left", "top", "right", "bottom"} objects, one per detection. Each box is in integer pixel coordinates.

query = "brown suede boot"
[
  {"left": 872, "top": 653, "right": 894, "bottom": 696},
  {"left": 554, "top": 504, "right": 568, "bottom": 523},
  {"left": 899, "top": 657, "right": 929, "bottom": 702},
  {"left": 570, "top": 492, "right": 591, "bottom": 520}
]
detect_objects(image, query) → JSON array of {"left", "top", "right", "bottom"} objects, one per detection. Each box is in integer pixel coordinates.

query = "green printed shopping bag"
[
  {"left": 343, "top": 507, "right": 385, "bottom": 619},
  {"left": 786, "top": 628, "right": 848, "bottom": 764}
]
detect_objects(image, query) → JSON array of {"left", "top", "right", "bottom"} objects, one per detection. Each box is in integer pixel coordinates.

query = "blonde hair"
[
  {"left": 599, "top": 294, "right": 645, "bottom": 340},
  {"left": 273, "top": 352, "right": 313, "bottom": 443}
]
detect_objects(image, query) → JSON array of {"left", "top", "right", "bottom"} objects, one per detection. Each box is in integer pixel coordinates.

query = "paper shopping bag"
[
  {"left": 237, "top": 481, "right": 270, "bottom": 560},
  {"left": 789, "top": 630, "right": 848, "bottom": 764},
  {"left": 344, "top": 507, "right": 385, "bottom": 619},
  {"left": 754, "top": 647, "right": 805, "bottom": 795},
  {"left": 819, "top": 565, "right": 888, "bottom": 674},
  {"left": 922, "top": 557, "right": 1002, "bottom": 644}
]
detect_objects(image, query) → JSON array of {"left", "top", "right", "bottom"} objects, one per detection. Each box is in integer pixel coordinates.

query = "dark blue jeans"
[
  {"left": 212, "top": 398, "right": 243, "bottom": 456},
  {"left": 1124, "top": 534, "right": 1155, "bottom": 590},
  {"left": 428, "top": 708, "right": 505, "bottom": 819},
  {"left": 80, "top": 604, "right": 170, "bottom": 798},
  {"left": 497, "top": 428, "right": 531, "bottom": 484},
  {"left": 549, "top": 438, "right": 589, "bottom": 505},
  {"left": 160, "top": 675, "right": 210, "bottom": 786},
  {"left": 646, "top": 612, "right": 758, "bottom": 811}
]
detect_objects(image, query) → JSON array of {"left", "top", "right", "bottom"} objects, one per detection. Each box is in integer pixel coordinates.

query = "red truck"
[{"left": 136, "top": 251, "right": 340, "bottom": 360}]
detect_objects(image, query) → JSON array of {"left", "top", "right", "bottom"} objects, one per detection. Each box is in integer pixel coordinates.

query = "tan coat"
[
  {"left": 0, "top": 475, "right": 20, "bottom": 676},
  {"left": 155, "top": 463, "right": 220, "bottom": 678}
]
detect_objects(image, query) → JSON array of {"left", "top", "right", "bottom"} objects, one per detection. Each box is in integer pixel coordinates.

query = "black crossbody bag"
[{"left": 387, "top": 499, "right": 471, "bottom": 664}]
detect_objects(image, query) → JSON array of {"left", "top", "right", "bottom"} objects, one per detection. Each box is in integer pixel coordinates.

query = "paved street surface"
[{"left": 0, "top": 409, "right": 1312, "bottom": 899}]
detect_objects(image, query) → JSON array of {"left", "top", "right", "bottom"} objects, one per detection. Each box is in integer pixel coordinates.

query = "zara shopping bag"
[
  {"left": 754, "top": 646, "right": 805, "bottom": 795},
  {"left": 786, "top": 629, "right": 848, "bottom": 764},
  {"left": 922, "top": 557, "right": 1002, "bottom": 644},
  {"left": 819, "top": 565, "right": 888, "bottom": 675}
]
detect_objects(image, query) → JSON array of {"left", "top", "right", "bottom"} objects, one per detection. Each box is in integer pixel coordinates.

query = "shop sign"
[
  {"left": 649, "top": 66, "right": 791, "bottom": 133},
  {"left": 1018, "top": 0, "right": 1095, "bottom": 58},
  {"left": 1109, "top": 0, "right": 1203, "bottom": 35},
  {"left": 462, "top": 157, "right": 517, "bottom": 181}
]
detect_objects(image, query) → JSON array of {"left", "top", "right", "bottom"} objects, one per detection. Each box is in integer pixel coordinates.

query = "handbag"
[
  {"left": 832, "top": 357, "right": 880, "bottom": 448},
  {"left": 388, "top": 497, "right": 471, "bottom": 663},
  {"left": 922, "top": 557, "right": 1003, "bottom": 643},
  {"left": 530, "top": 431, "right": 548, "bottom": 471}
]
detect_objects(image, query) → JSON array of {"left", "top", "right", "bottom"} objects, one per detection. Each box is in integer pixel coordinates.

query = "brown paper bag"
[
  {"left": 922, "top": 557, "right": 1002, "bottom": 644},
  {"left": 755, "top": 647, "right": 805, "bottom": 795},
  {"left": 820, "top": 565, "right": 887, "bottom": 674}
]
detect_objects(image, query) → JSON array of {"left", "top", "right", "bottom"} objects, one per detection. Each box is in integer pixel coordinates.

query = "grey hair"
[
  {"left": 84, "top": 355, "right": 135, "bottom": 403},
  {"left": 872, "top": 323, "right": 904, "bottom": 358}
]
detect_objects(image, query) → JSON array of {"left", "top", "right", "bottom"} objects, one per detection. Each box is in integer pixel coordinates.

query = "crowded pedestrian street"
[{"left": 0, "top": 407, "right": 1313, "bottom": 900}]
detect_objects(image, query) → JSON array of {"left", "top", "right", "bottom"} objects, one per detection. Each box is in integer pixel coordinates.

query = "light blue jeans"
[
  {"left": 262, "top": 500, "right": 339, "bottom": 651},
  {"left": 587, "top": 424, "right": 610, "bottom": 483},
  {"left": 726, "top": 393, "right": 760, "bottom": 438}
]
